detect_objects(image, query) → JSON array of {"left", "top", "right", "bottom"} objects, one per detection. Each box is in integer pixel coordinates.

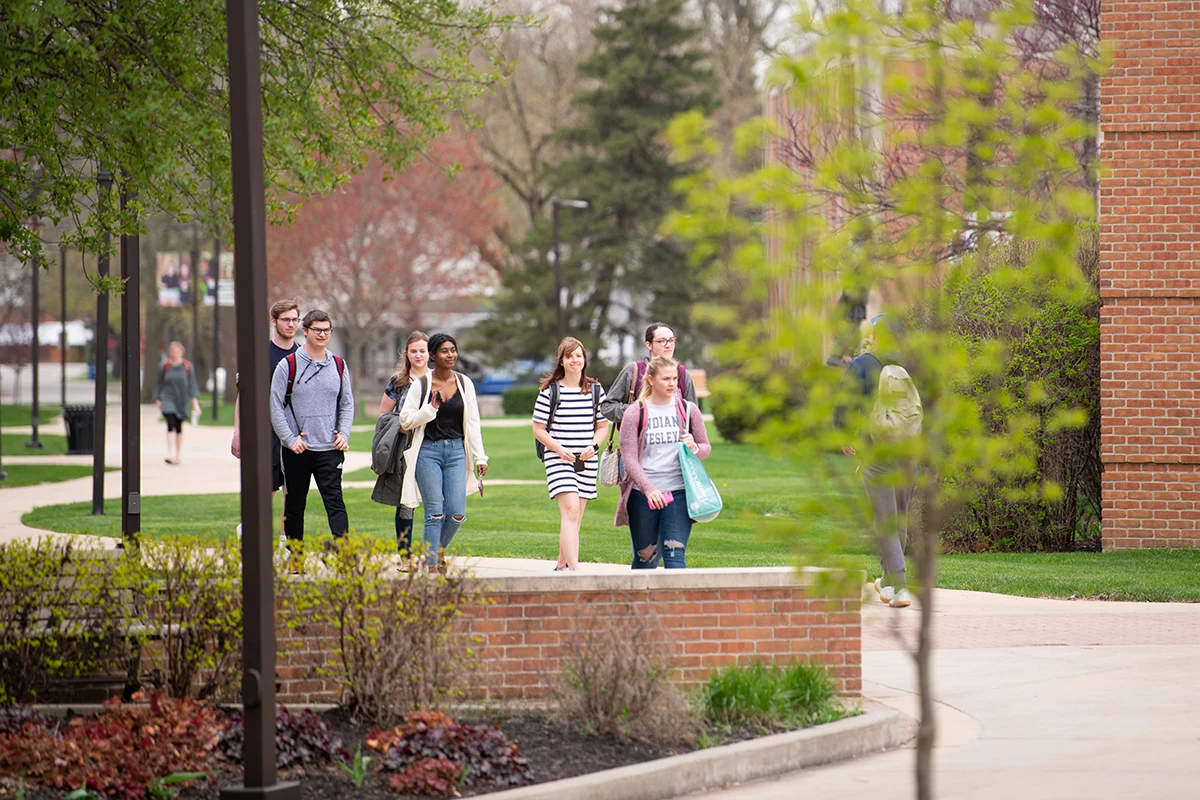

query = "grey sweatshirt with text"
[{"left": 270, "top": 347, "right": 355, "bottom": 451}]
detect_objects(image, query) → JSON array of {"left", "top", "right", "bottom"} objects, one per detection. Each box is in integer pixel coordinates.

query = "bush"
[
  {"left": 551, "top": 609, "right": 695, "bottom": 743},
  {"left": 136, "top": 537, "right": 242, "bottom": 701},
  {"left": 0, "top": 540, "right": 140, "bottom": 704},
  {"left": 368, "top": 710, "right": 533, "bottom": 794},
  {"left": 935, "top": 233, "right": 1101, "bottom": 552},
  {"left": 219, "top": 706, "right": 346, "bottom": 769},
  {"left": 708, "top": 370, "right": 806, "bottom": 444},
  {"left": 501, "top": 385, "right": 540, "bottom": 415},
  {"left": 699, "top": 662, "right": 842, "bottom": 730},
  {"left": 0, "top": 692, "right": 223, "bottom": 800},
  {"left": 282, "top": 536, "right": 486, "bottom": 726}
]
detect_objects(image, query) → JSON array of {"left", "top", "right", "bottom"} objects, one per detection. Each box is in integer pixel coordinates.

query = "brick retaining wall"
[{"left": 274, "top": 568, "right": 862, "bottom": 704}]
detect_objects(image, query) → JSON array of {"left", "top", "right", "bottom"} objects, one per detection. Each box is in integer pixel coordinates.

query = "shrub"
[
  {"left": 136, "top": 537, "right": 242, "bottom": 701},
  {"left": 0, "top": 540, "right": 141, "bottom": 704},
  {"left": 368, "top": 710, "right": 532, "bottom": 792},
  {"left": 282, "top": 536, "right": 486, "bottom": 726},
  {"left": 219, "top": 706, "right": 346, "bottom": 769},
  {"left": 708, "top": 370, "right": 806, "bottom": 445},
  {"left": 699, "top": 662, "right": 842, "bottom": 730},
  {"left": 934, "top": 233, "right": 1101, "bottom": 552},
  {"left": 551, "top": 609, "right": 695, "bottom": 743},
  {"left": 501, "top": 385, "right": 539, "bottom": 415},
  {"left": 0, "top": 692, "right": 223, "bottom": 800}
]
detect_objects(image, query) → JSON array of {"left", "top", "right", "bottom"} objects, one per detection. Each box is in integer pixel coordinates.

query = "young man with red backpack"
[
  {"left": 599, "top": 323, "right": 698, "bottom": 427},
  {"left": 269, "top": 309, "right": 355, "bottom": 572}
]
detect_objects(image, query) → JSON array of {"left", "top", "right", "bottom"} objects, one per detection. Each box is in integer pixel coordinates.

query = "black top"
[
  {"left": 424, "top": 389, "right": 465, "bottom": 442},
  {"left": 267, "top": 340, "right": 298, "bottom": 447}
]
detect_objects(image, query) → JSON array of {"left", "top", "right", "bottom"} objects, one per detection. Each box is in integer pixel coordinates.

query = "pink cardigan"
[{"left": 614, "top": 399, "right": 712, "bottom": 527}]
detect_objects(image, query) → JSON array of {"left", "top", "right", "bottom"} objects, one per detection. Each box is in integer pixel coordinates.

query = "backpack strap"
[
  {"left": 332, "top": 355, "right": 346, "bottom": 433},
  {"left": 633, "top": 360, "right": 649, "bottom": 400},
  {"left": 547, "top": 381, "right": 561, "bottom": 429},
  {"left": 637, "top": 400, "right": 647, "bottom": 438},
  {"left": 283, "top": 352, "right": 299, "bottom": 428},
  {"left": 677, "top": 363, "right": 687, "bottom": 397},
  {"left": 591, "top": 382, "right": 601, "bottom": 426}
]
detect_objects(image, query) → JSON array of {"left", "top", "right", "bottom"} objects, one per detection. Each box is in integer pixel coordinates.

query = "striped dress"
[{"left": 533, "top": 382, "right": 607, "bottom": 499}]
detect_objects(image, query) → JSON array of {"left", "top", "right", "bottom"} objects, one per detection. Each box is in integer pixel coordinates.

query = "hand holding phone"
[{"left": 662, "top": 491, "right": 674, "bottom": 506}]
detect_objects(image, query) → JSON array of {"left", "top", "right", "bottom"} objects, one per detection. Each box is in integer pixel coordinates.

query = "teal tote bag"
[{"left": 677, "top": 442, "right": 722, "bottom": 523}]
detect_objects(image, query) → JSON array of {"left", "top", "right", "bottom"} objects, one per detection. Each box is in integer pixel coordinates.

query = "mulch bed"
[{"left": 10, "top": 709, "right": 703, "bottom": 799}]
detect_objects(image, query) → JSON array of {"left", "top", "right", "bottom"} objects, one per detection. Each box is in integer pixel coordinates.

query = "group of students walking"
[{"left": 218, "top": 301, "right": 714, "bottom": 574}]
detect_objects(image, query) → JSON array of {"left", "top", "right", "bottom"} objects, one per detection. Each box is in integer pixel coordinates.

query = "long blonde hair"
[
  {"left": 391, "top": 330, "right": 429, "bottom": 387},
  {"left": 638, "top": 356, "right": 679, "bottom": 402},
  {"left": 539, "top": 336, "right": 599, "bottom": 394}
]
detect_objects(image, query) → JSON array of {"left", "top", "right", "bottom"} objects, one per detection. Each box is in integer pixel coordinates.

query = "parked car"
[{"left": 476, "top": 360, "right": 545, "bottom": 395}]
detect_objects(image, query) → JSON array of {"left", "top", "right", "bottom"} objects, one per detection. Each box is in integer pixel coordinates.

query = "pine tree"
[{"left": 476, "top": 0, "right": 714, "bottom": 364}]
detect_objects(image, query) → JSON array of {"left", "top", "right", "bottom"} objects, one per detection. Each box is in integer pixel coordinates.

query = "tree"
[
  {"left": 0, "top": 0, "right": 512, "bottom": 274},
  {"left": 666, "top": 0, "right": 1096, "bottom": 796},
  {"left": 268, "top": 131, "right": 505, "bottom": 383},
  {"left": 477, "top": 0, "right": 715, "bottom": 364}
]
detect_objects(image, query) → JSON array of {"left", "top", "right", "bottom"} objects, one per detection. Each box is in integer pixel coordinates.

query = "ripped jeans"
[
  {"left": 627, "top": 488, "right": 693, "bottom": 569},
  {"left": 415, "top": 438, "right": 467, "bottom": 567}
]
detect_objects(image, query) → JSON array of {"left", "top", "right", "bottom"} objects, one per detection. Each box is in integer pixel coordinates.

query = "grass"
[
  {"left": 698, "top": 663, "right": 849, "bottom": 731},
  {"left": 2, "top": 433, "right": 71, "bottom": 456},
  {"left": 17, "top": 425, "right": 1200, "bottom": 601},
  {"left": 0, "top": 404, "right": 62, "bottom": 427},
  {"left": 0, "top": 464, "right": 115, "bottom": 487}
]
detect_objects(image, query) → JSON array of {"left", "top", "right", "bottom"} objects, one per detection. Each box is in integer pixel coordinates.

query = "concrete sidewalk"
[{"left": 681, "top": 589, "right": 1200, "bottom": 800}]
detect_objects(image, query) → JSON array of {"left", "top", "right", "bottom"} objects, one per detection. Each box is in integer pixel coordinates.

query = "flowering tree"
[{"left": 269, "top": 132, "right": 505, "bottom": 381}]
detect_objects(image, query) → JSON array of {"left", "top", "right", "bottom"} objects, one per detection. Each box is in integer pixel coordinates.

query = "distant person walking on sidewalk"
[
  {"left": 154, "top": 341, "right": 201, "bottom": 466},
  {"left": 270, "top": 309, "right": 355, "bottom": 572},
  {"left": 834, "top": 314, "right": 921, "bottom": 609},
  {"left": 615, "top": 356, "right": 711, "bottom": 569},
  {"left": 373, "top": 331, "right": 430, "bottom": 556},
  {"left": 532, "top": 337, "right": 610, "bottom": 571},
  {"left": 231, "top": 299, "right": 300, "bottom": 544},
  {"left": 399, "top": 333, "right": 489, "bottom": 572},
  {"left": 600, "top": 322, "right": 698, "bottom": 427}
]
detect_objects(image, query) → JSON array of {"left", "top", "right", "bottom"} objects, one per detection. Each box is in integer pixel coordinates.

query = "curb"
[{"left": 489, "top": 709, "right": 902, "bottom": 800}]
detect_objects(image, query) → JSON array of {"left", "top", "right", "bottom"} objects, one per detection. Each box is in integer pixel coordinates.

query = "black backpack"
[{"left": 535, "top": 382, "right": 601, "bottom": 459}]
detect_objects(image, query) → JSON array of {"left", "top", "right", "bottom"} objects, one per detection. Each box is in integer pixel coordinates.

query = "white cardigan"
[{"left": 398, "top": 371, "right": 488, "bottom": 508}]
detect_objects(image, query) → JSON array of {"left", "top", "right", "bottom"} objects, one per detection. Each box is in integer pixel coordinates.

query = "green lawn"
[
  {"left": 18, "top": 425, "right": 1200, "bottom": 602},
  {"left": 2, "top": 433, "right": 70, "bottom": 456},
  {"left": 0, "top": 404, "right": 62, "bottom": 427},
  {"left": 0, "top": 464, "right": 115, "bottom": 487}
]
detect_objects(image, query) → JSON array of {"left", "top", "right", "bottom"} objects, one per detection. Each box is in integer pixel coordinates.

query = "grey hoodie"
[{"left": 270, "top": 346, "right": 355, "bottom": 451}]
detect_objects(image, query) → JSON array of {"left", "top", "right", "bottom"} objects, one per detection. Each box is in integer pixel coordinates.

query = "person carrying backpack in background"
[
  {"left": 270, "top": 309, "right": 355, "bottom": 573},
  {"left": 834, "top": 313, "right": 922, "bottom": 609},
  {"left": 532, "top": 337, "right": 610, "bottom": 572},
  {"left": 600, "top": 322, "right": 698, "bottom": 427},
  {"left": 154, "top": 341, "right": 202, "bottom": 466}
]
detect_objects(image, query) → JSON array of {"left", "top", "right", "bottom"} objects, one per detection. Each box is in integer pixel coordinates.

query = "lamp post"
[
  {"left": 211, "top": 233, "right": 221, "bottom": 421},
  {"left": 26, "top": 219, "right": 43, "bottom": 449},
  {"left": 190, "top": 223, "right": 201, "bottom": 364},
  {"left": 221, "top": 1, "right": 298, "bottom": 797},
  {"left": 120, "top": 186, "right": 141, "bottom": 544},
  {"left": 92, "top": 170, "right": 112, "bottom": 516},
  {"left": 60, "top": 245, "right": 67, "bottom": 408},
  {"left": 551, "top": 198, "right": 589, "bottom": 342}
]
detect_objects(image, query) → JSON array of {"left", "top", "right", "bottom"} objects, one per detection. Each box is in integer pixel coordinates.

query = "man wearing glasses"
[
  {"left": 270, "top": 309, "right": 355, "bottom": 569},
  {"left": 232, "top": 299, "right": 301, "bottom": 543},
  {"left": 599, "top": 322, "right": 698, "bottom": 426}
]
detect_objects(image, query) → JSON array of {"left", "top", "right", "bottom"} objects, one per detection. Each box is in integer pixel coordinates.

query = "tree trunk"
[{"left": 915, "top": 482, "right": 939, "bottom": 800}]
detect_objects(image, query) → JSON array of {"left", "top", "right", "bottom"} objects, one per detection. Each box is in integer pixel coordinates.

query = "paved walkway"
[{"left": 680, "top": 588, "right": 1200, "bottom": 800}]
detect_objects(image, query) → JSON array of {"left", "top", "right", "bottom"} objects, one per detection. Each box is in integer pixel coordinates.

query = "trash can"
[{"left": 62, "top": 405, "right": 95, "bottom": 455}]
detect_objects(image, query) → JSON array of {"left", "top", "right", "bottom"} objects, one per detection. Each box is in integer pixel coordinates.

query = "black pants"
[{"left": 281, "top": 449, "right": 348, "bottom": 542}]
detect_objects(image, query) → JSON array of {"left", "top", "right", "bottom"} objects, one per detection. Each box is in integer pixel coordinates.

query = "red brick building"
[{"left": 1099, "top": 1, "right": 1200, "bottom": 549}]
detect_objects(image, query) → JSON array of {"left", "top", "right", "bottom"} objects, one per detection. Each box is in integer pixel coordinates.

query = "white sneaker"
[
  {"left": 874, "top": 578, "right": 895, "bottom": 604},
  {"left": 890, "top": 588, "right": 912, "bottom": 608},
  {"left": 236, "top": 523, "right": 243, "bottom": 539}
]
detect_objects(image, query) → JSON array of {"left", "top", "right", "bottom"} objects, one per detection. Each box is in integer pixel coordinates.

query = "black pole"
[
  {"left": 27, "top": 235, "right": 42, "bottom": 449},
  {"left": 92, "top": 171, "right": 112, "bottom": 516},
  {"left": 191, "top": 224, "right": 201, "bottom": 367},
  {"left": 553, "top": 201, "right": 563, "bottom": 342},
  {"left": 211, "top": 235, "right": 221, "bottom": 421},
  {"left": 60, "top": 245, "right": 67, "bottom": 409},
  {"left": 120, "top": 187, "right": 140, "bottom": 544},
  {"left": 0, "top": 368, "right": 7, "bottom": 481},
  {"left": 222, "top": 1, "right": 297, "bottom": 797}
]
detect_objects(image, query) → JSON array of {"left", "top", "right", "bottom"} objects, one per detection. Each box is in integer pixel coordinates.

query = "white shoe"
[
  {"left": 890, "top": 588, "right": 912, "bottom": 608},
  {"left": 236, "top": 523, "right": 243, "bottom": 539},
  {"left": 874, "top": 578, "right": 895, "bottom": 604}
]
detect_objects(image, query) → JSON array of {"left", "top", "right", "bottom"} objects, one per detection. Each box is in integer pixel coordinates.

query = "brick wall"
[
  {"left": 1099, "top": 2, "right": 1200, "bottom": 549},
  {"left": 274, "top": 569, "right": 862, "bottom": 704}
]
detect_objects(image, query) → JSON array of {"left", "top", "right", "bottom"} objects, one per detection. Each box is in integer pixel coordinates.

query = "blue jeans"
[
  {"left": 415, "top": 438, "right": 467, "bottom": 567},
  {"left": 627, "top": 489, "right": 693, "bottom": 569}
]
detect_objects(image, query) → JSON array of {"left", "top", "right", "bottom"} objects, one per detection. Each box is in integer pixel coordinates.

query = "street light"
[
  {"left": 92, "top": 169, "right": 112, "bottom": 516},
  {"left": 27, "top": 218, "right": 43, "bottom": 449},
  {"left": 551, "top": 198, "right": 589, "bottom": 342}
]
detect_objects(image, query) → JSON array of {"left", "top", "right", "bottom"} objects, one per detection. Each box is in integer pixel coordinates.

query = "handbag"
[
  {"left": 598, "top": 423, "right": 620, "bottom": 487},
  {"left": 677, "top": 441, "right": 722, "bottom": 523}
]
